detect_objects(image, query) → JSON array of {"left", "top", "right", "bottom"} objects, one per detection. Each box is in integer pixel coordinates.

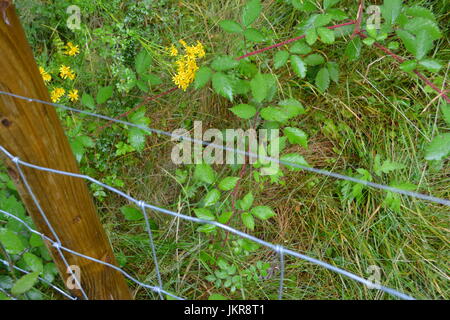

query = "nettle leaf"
[
  {"left": 11, "top": 272, "right": 40, "bottom": 296},
  {"left": 238, "top": 192, "right": 254, "bottom": 211},
  {"left": 230, "top": 104, "right": 257, "bottom": 119},
  {"left": 194, "top": 66, "right": 213, "bottom": 89},
  {"left": 211, "top": 56, "right": 239, "bottom": 72},
  {"left": 419, "top": 59, "right": 442, "bottom": 73},
  {"left": 218, "top": 177, "right": 240, "bottom": 191},
  {"left": 194, "top": 208, "right": 215, "bottom": 221},
  {"left": 404, "top": 17, "right": 442, "bottom": 40},
  {"left": 241, "top": 212, "right": 255, "bottom": 230},
  {"left": 203, "top": 189, "right": 221, "bottom": 207},
  {"left": 284, "top": 127, "right": 308, "bottom": 149},
  {"left": 212, "top": 72, "right": 234, "bottom": 101},
  {"left": 242, "top": 0, "right": 262, "bottom": 27},
  {"left": 290, "top": 41, "right": 312, "bottom": 55},
  {"left": 304, "top": 53, "right": 325, "bottom": 66},
  {"left": 345, "top": 37, "right": 362, "bottom": 61},
  {"left": 315, "top": 67, "right": 330, "bottom": 93},
  {"left": 243, "top": 28, "right": 265, "bottom": 42},
  {"left": 280, "top": 153, "right": 309, "bottom": 171},
  {"left": 81, "top": 93, "right": 95, "bottom": 109},
  {"left": 250, "top": 73, "right": 268, "bottom": 103},
  {"left": 194, "top": 163, "right": 216, "bottom": 184},
  {"left": 425, "top": 133, "right": 450, "bottom": 161},
  {"left": 317, "top": 27, "right": 335, "bottom": 44},
  {"left": 23, "top": 253, "right": 43, "bottom": 274},
  {"left": 442, "top": 104, "right": 450, "bottom": 125},
  {"left": 290, "top": 55, "right": 307, "bottom": 78},
  {"left": 274, "top": 51, "right": 290, "bottom": 69},
  {"left": 219, "top": 20, "right": 243, "bottom": 33},
  {"left": 251, "top": 206, "right": 275, "bottom": 220},
  {"left": 120, "top": 206, "right": 143, "bottom": 221},
  {"left": 0, "top": 229, "right": 25, "bottom": 254},
  {"left": 135, "top": 50, "right": 152, "bottom": 75},
  {"left": 381, "top": 0, "right": 402, "bottom": 25},
  {"left": 96, "top": 86, "right": 113, "bottom": 104}
]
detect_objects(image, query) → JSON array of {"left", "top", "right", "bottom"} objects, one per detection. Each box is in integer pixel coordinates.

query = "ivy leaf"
[
  {"left": 194, "top": 66, "right": 213, "bottom": 89},
  {"left": 238, "top": 192, "right": 254, "bottom": 211},
  {"left": 120, "top": 206, "right": 143, "bottom": 221},
  {"left": 219, "top": 20, "right": 243, "bottom": 33},
  {"left": 290, "top": 55, "right": 307, "bottom": 78},
  {"left": 425, "top": 133, "right": 450, "bottom": 161},
  {"left": 419, "top": 59, "right": 442, "bottom": 73},
  {"left": 194, "top": 163, "right": 216, "bottom": 184},
  {"left": 251, "top": 206, "right": 275, "bottom": 220},
  {"left": 23, "top": 253, "right": 43, "bottom": 274},
  {"left": 381, "top": 0, "right": 402, "bottom": 25},
  {"left": 81, "top": 93, "right": 95, "bottom": 109},
  {"left": 280, "top": 153, "right": 309, "bottom": 171},
  {"left": 242, "top": 0, "right": 262, "bottom": 27},
  {"left": 194, "top": 208, "right": 215, "bottom": 221},
  {"left": 218, "top": 177, "right": 240, "bottom": 191},
  {"left": 212, "top": 72, "right": 234, "bottom": 101},
  {"left": 317, "top": 27, "right": 335, "bottom": 44},
  {"left": 211, "top": 56, "right": 239, "bottom": 72},
  {"left": 284, "top": 127, "right": 308, "bottom": 148},
  {"left": 11, "top": 272, "right": 40, "bottom": 296},
  {"left": 229, "top": 104, "right": 256, "bottom": 119},
  {"left": 96, "top": 86, "right": 113, "bottom": 104},
  {"left": 243, "top": 28, "right": 265, "bottom": 42},
  {"left": 304, "top": 53, "right": 325, "bottom": 66},
  {"left": 0, "top": 229, "right": 25, "bottom": 254},
  {"left": 203, "top": 189, "right": 221, "bottom": 207},
  {"left": 135, "top": 50, "right": 152, "bottom": 75},
  {"left": 315, "top": 67, "right": 330, "bottom": 93},
  {"left": 274, "top": 51, "right": 290, "bottom": 69},
  {"left": 250, "top": 73, "right": 268, "bottom": 103},
  {"left": 241, "top": 212, "right": 255, "bottom": 230}
]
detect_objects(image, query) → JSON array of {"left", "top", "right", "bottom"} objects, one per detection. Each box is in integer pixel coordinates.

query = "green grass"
[{"left": 7, "top": 0, "right": 449, "bottom": 300}]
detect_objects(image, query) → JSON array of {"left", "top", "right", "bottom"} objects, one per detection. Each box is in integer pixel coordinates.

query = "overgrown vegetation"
[{"left": 0, "top": 0, "right": 449, "bottom": 300}]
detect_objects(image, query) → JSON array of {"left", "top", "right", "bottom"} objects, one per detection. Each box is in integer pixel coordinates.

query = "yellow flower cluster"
[
  {"left": 170, "top": 40, "right": 206, "bottom": 91},
  {"left": 39, "top": 67, "right": 52, "bottom": 83},
  {"left": 59, "top": 65, "right": 76, "bottom": 80},
  {"left": 65, "top": 42, "right": 80, "bottom": 56},
  {"left": 50, "top": 88, "right": 65, "bottom": 103}
]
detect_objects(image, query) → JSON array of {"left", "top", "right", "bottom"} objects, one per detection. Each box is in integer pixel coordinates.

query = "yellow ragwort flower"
[
  {"left": 170, "top": 40, "right": 206, "bottom": 91},
  {"left": 65, "top": 42, "right": 80, "bottom": 56},
  {"left": 68, "top": 89, "right": 79, "bottom": 102},
  {"left": 59, "top": 65, "right": 76, "bottom": 80},
  {"left": 39, "top": 67, "right": 52, "bottom": 83},
  {"left": 168, "top": 45, "right": 179, "bottom": 57},
  {"left": 50, "top": 87, "right": 65, "bottom": 103}
]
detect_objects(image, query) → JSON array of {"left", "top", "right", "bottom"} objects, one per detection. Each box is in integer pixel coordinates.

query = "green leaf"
[
  {"left": 238, "top": 192, "right": 254, "bottom": 211},
  {"left": 396, "top": 30, "right": 417, "bottom": 57},
  {"left": 229, "top": 104, "right": 256, "bottom": 119},
  {"left": 324, "top": 0, "right": 340, "bottom": 10},
  {"left": 326, "top": 62, "right": 339, "bottom": 83},
  {"left": 345, "top": 37, "right": 362, "bottom": 61},
  {"left": 23, "top": 253, "right": 44, "bottom": 274},
  {"left": 290, "top": 41, "right": 312, "bottom": 55},
  {"left": 274, "top": 51, "right": 290, "bottom": 69},
  {"left": 381, "top": 0, "right": 402, "bottom": 25},
  {"left": 209, "top": 293, "right": 228, "bottom": 300},
  {"left": 314, "top": 14, "right": 332, "bottom": 27},
  {"left": 317, "top": 27, "right": 335, "bottom": 44},
  {"left": 363, "top": 38, "right": 375, "bottom": 46},
  {"left": 194, "top": 163, "right": 216, "bottom": 184},
  {"left": 218, "top": 177, "right": 240, "bottom": 191},
  {"left": 120, "top": 206, "right": 143, "bottom": 221},
  {"left": 96, "top": 86, "right": 113, "bottom": 104},
  {"left": 404, "top": 17, "right": 442, "bottom": 40},
  {"left": 305, "top": 28, "right": 317, "bottom": 45},
  {"left": 260, "top": 106, "right": 290, "bottom": 123},
  {"left": 203, "top": 189, "right": 221, "bottom": 207},
  {"left": 212, "top": 72, "right": 234, "bottom": 101},
  {"left": 405, "top": 6, "right": 436, "bottom": 22},
  {"left": 0, "top": 229, "right": 25, "bottom": 254},
  {"left": 241, "top": 212, "right": 255, "bottom": 230},
  {"left": 11, "top": 272, "right": 40, "bottom": 296},
  {"left": 194, "top": 208, "right": 215, "bottom": 221},
  {"left": 218, "top": 211, "right": 233, "bottom": 224},
  {"left": 278, "top": 99, "right": 305, "bottom": 118},
  {"left": 415, "top": 30, "right": 434, "bottom": 60},
  {"left": 197, "top": 224, "right": 216, "bottom": 233},
  {"left": 128, "top": 127, "right": 147, "bottom": 151},
  {"left": 284, "top": 127, "right": 308, "bottom": 148},
  {"left": 135, "top": 50, "right": 152, "bottom": 75},
  {"left": 315, "top": 67, "right": 330, "bottom": 93},
  {"left": 425, "top": 133, "right": 450, "bottom": 161},
  {"left": 419, "top": 59, "right": 442, "bottom": 73},
  {"left": 250, "top": 73, "right": 267, "bottom": 103},
  {"left": 441, "top": 104, "right": 450, "bottom": 126},
  {"left": 243, "top": 28, "right": 265, "bottom": 42},
  {"left": 211, "top": 56, "right": 239, "bottom": 72},
  {"left": 81, "top": 93, "right": 95, "bottom": 109},
  {"left": 400, "top": 60, "right": 417, "bottom": 73},
  {"left": 251, "top": 206, "right": 275, "bottom": 220},
  {"left": 219, "top": 20, "right": 243, "bottom": 33},
  {"left": 242, "top": 0, "right": 262, "bottom": 27},
  {"left": 280, "top": 153, "right": 309, "bottom": 171},
  {"left": 194, "top": 66, "right": 213, "bottom": 89},
  {"left": 290, "top": 55, "right": 307, "bottom": 78},
  {"left": 375, "top": 159, "right": 406, "bottom": 176},
  {"left": 304, "top": 53, "right": 325, "bottom": 66}
]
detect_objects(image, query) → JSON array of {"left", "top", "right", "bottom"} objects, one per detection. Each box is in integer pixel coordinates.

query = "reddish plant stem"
[{"left": 350, "top": 0, "right": 364, "bottom": 39}]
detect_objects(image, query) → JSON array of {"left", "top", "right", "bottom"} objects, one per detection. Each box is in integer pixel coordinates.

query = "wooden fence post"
[{"left": 0, "top": 4, "right": 132, "bottom": 299}]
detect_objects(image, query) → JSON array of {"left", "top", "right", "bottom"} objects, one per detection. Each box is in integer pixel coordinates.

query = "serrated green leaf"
[
  {"left": 304, "top": 53, "right": 325, "bottom": 66},
  {"left": 209, "top": 293, "right": 228, "bottom": 300},
  {"left": 314, "top": 14, "right": 332, "bottom": 27},
  {"left": 250, "top": 72, "right": 267, "bottom": 103},
  {"left": 317, "top": 27, "right": 335, "bottom": 44},
  {"left": 135, "top": 50, "right": 152, "bottom": 75},
  {"left": 381, "top": 0, "right": 402, "bottom": 25},
  {"left": 194, "top": 163, "right": 216, "bottom": 184},
  {"left": 243, "top": 28, "right": 265, "bottom": 42},
  {"left": 229, "top": 104, "right": 256, "bottom": 119},
  {"left": 400, "top": 60, "right": 418, "bottom": 73},
  {"left": 219, "top": 20, "right": 243, "bottom": 33},
  {"left": 0, "top": 229, "right": 25, "bottom": 254},
  {"left": 396, "top": 30, "right": 417, "bottom": 57},
  {"left": 279, "top": 99, "right": 305, "bottom": 118},
  {"left": 415, "top": 30, "right": 434, "bottom": 60},
  {"left": 23, "top": 253, "right": 44, "bottom": 274},
  {"left": 242, "top": 0, "right": 262, "bottom": 27},
  {"left": 260, "top": 106, "right": 290, "bottom": 123},
  {"left": 324, "top": 0, "right": 340, "bottom": 10},
  {"left": 212, "top": 72, "right": 234, "bottom": 101},
  {"left": 241, "top": 212, "right": 255, "bottom": 230},
  {"left": 274, "top": 51, "right": 290, "bottom": 69},
  {"left": 326, "top": 62, "right": 339, "bottom": 83},
  {"left": 11, "top": 272, "right": 39, "bottom": 296},
  {"left": 404, "top": 17, "right": 441, "bottom": 40},
  {"left": 120, "top": 206, "right": 143, "bottom": 221},
  {"left": 345, "top": 37, "right": 362, "bottom": 61},
  {"left": 197, "top": 224, "right": 216, "bottom": 233},
  {"left": 441, "top": 104, "right": 450, "bottom": 126},
  {"left": 96, "top": 86, "right": 113, "bottom": 104},
  {"left": 203, "top": 189, "right": 221, "bottom": 207},
  {"left": 284, "top": 127, "right": 308, "bottom": 148},
  {"left": 419, "top": 59, "right": 442, "bottom": 73},
  {"left": 127, "top": 127, "right": 147, "bottom": 151},
  {"left": 315, "top": 67, "right": 330, "bottom": 92},
  {"left": 425, "top": 133, "right": 450, "bottom": 161},
  {"left": 305, "top": 28, "right": 317, "bottom": 45},
  {"left": 81, "top": 93, "right": 95, "bottom": 109},
  {"left": 290, "top": 41, "right": 312, "bottom": 55},
  {"left": 211, "top": 56, "right": 239, "bottom": 72},
  {"left": 405, "top": 6, "right": 436, "bottom": 22},
  {"left": 251, "top": 206, "right": 275, "bottom": 220},
  {"left": 194, "top": 208, "right": 215, "bottom": 221},
  {"left": 290, "top": 55, "right": 307, "bottom": 78},
  {"left": 218, "top": 211, "right": 233, "bottom": 224},
  {"left": 280, "top": 153, "right": 309, "bottom": 171},
  {"left": 238, "top": 192, "right": 254, "bottom": 211},
  {"left": 218, "top": 177, "right": 240, "bottom": 191},
  {"left": 194, "top": 66, "right": 213, "bottom": 89}
]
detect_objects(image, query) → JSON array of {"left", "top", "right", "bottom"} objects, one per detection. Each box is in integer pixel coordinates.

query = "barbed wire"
[{"left": 0, "top": 145, "right": 415, "bottom": 300}]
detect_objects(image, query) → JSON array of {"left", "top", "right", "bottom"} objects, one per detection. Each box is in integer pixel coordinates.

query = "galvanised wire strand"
[
  {"left": 0, "top": 145, "right": 415, "bottom": 300},
  {"left": 0, "top": 287, "right": 16, "bottom": 300},
  {"left": 0, "top": 91, "right": 448, "bottom": 207},
  {"left": 0, "top": 208, "right": 183, "bottom": 300}
]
